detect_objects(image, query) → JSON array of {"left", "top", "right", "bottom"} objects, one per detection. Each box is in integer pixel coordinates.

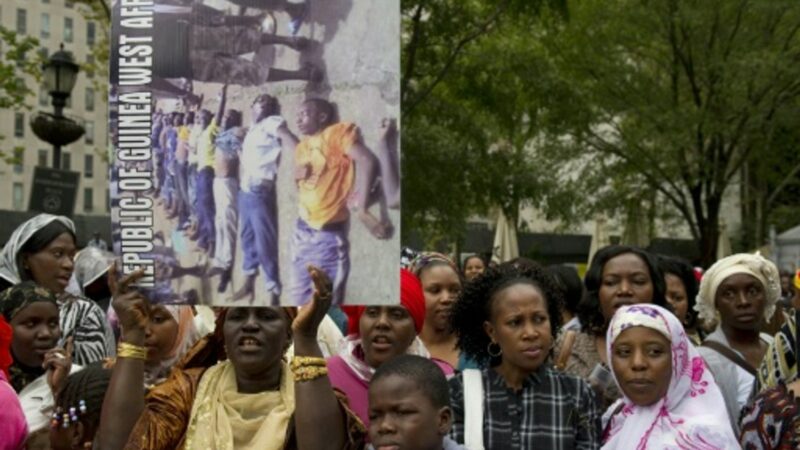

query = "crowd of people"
[{"left": 1, "top": 212, "right": 800, "bottom": 449}]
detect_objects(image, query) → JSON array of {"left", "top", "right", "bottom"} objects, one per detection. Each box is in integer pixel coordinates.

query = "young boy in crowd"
[{"left": 367, "top": 355, "right": 465, "bottom": 450}]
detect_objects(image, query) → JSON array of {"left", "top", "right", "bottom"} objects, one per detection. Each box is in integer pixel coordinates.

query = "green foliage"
[
  {"left": 401, "top": 0, "right": 569, "bottom": 245},
  {"left": 0, "top": 26, "right": 42, "bottom": 159},
  {"left": 0, "top": 26, "right": 41, "bottom": 109},
  {"left": 531, "top": 0, "right": 800, "bottom": 263},
  {"left": 72, "top": 1, "right": 110, "bottom": 94},
  {"left": 402, "top": 0, "right": 800, "bottom": 264}
]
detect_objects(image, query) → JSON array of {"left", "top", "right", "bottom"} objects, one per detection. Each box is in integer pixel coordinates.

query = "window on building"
[
  {"left": 13, "top": 150, "right": 24, "bottom": 174},
  {"left": 14, "top": 113, "right": 24, "bottom": 138},
  {"left": 40, "top": 13, "right": 50, "bottom": 39},
  {"left": 85, "top": 87, "right": 94, "bottom": 112},
  {"left": 86, "top": 54, "right": 95, "bottom": 78},
  {"left": 39, "top": 85, "right": 49, "bottom": 106},
  {"left": 12, "top": 183, "right": 24, "bottom": 210},
  {"left": 87, "top": 21, "right": 96, "bottom": 46},
  {"left": 106, "top": 189, "right": 110, "bottom": 212},
  {"left": 85, "top": 154, "right": 94, "bottom": 178},
  {"left": 64, "top": 17, "right": 73, "bottom": 43},
  {"left": 84, "top": 187, "right": 93, "bottom": 212},
  {"left": 38, "top": 149, "right": 48, "bottom": 167},
  {"left": 16, "top": 9, "right": 26, "bottom": 35},
  {"left": 61, "top": 153, "right": 71, "bottom": 171},
  {"left": 42, "top": 0, "right": 50, "bottom": 3},
  {"left": 39, "top": 47, "right": 48, "bottom": 60},
  {"left": 65, "top": 0, "right": 74, "bottom": 7},
  {"left": 85, "top": 121, "right": 94, "bottom": 145}
]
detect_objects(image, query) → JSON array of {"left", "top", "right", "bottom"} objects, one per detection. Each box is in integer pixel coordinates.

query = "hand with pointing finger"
[
  {"left": 45, "top": 336, "right": 73, "bottom": 396},
  {"left": 109, "top": 262, "right": 150, "bottom": 346}
]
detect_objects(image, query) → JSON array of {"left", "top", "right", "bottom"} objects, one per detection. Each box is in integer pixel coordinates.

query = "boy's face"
[
  {"left": 252, "top": 96, "right": 278, "bottom": 122},
  {"left": 296, "top": 102, "right": 326, "bottom": 136},
  {"left": 368, "top": 375, "right": 450, "bottom": 450}
]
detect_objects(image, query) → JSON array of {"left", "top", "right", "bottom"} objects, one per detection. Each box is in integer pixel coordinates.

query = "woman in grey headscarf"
[{"left": 0, "top": 214, "right": 115, "bottom": 366}]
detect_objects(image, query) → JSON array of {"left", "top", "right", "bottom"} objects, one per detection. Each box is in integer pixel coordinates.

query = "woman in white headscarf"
[
  {"left": 602, "top": 304, "right": 738, "bottom": 449},
  {"left": 0, "top": 214, "right": 115, "bottom": 366},
  {"left": 694, "top": 252, "right": 781, "bottom": 435}
]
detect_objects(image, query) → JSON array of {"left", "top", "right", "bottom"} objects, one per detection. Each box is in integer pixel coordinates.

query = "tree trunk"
[{"left": 697, "top": 197, "right": 722, "bottom": 267}]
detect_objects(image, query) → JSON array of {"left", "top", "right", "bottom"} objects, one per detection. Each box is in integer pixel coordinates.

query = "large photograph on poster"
[{"left": 110, "top": 0, "right": 400, "bottom": 306}]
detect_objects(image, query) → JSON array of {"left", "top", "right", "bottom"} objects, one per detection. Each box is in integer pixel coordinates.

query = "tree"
[
  {"left": 0, "top": 26, "right": 42, "bottom": 163},
  {"left": 741, "top": 100, "right": 800, "bottom": 248},
  {"left": 528, "top": 0, "right": 800, "bottom": 266},
  {"left": 401, "top": 0, "right": 569, "bottom": 246},
  {"left": 73, "top": 0, "right": 110, "bottom": 91}
]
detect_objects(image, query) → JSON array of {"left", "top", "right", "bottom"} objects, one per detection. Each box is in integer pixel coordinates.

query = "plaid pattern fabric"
[{"left": 449, "top": 366, "right": 601, "bottom": 450}]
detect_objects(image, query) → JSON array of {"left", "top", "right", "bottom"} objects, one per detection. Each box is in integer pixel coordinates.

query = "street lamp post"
[{"left": 31, "top": 43, "right": 84, "bottom": 169}]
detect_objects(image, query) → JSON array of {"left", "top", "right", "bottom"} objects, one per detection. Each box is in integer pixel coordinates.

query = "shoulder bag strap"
[
  {"left": 555, "top": 330, "right": 578, "bottom": 371},
  {"left": 463, "top": 369, "right": 485, "bottom": 450},
  {"left": 701, "top": 340, "right": 757, "bottom": 377}
]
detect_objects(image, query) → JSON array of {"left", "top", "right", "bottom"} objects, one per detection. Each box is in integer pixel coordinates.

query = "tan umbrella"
[
  {"left": 716, "top": 221, "right": 732, "bottom": 261},
  {"left": 588, "top": 215, "right": 611, "bottom": 266},
  {"left": 492, "top": 210, "right": 519, "bottom": 264}
]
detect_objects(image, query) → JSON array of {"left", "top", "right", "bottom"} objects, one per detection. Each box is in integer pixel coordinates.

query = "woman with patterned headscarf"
[
  {"left": 694, "top": 252, "right": 781, "bottom": 435},
  {"left": 0, "top": 214, "right": 115, "bottom": 366},
  {"left": 0, "top": 281, "right": 80, "bottom": 446},
  {"left": 738, "top": 269, "right": 800, "bottom": 449},
  {"left": 409, "top": 252, "right": 477, "bottom": 370},
  {"left": 740, "top": 308, "right": 800, "bottom": 448},
  {"left": 602, "top": 304, "right": 738, "bottom": 449}
]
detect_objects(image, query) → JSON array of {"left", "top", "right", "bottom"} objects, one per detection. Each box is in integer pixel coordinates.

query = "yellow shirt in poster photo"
[{"left": 295, "top": 122, "right": 360, "bottom": 229}]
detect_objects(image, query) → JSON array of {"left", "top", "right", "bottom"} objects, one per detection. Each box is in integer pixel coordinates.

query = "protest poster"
[{"left": 110, "top": 0, "right": 400, "bottom": 306}]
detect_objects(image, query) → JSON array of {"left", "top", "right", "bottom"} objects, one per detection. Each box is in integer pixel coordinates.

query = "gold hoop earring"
[{"left": 487, "top": 342, "right": 503, "bottom": 357}]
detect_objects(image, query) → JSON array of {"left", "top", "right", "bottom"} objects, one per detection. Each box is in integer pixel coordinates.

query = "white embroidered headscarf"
[
  {"left": 0, "top": 214, "right": 75, "bottom": 284},
  {"left": 694, "top": 252, "right": 781, "bottom": 324},
  {"left": 602, "top": 304, "right": 739, "bottom": 449}
]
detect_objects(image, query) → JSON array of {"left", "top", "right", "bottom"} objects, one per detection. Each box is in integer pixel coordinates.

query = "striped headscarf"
[
  {"left": 408, "top": 252, "right": 459, "bottom": 278},
  {"left": 756, "top": 312, "right": 798, "bottom": 390}
]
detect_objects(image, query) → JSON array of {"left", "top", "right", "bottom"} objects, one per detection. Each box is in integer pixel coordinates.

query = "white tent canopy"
[{"left": 492, "top": 210, "right": 519, "bottom": 264}]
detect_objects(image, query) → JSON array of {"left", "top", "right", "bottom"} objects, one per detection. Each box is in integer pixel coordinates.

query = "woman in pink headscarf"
[
  {"left": 602, "top": 304, "right": 738, "bottom": 449},
  {"left": 329, "top": 269, "right": 453, "bottom": 427}
]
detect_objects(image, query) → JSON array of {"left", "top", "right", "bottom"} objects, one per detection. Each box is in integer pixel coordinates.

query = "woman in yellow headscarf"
[{"left": 96, "top": 265, "right": 364, "bottom": 450}]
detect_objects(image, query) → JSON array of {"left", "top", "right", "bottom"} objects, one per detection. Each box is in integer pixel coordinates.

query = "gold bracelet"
[
  {"left": 292, "top": 365, "right": 328, "bottom": 382},
  {"left": 290, "top": 356, "right": 326, "bottom": 370},
  {"left": 118, "top": 342, "right": 148, "bottom": 360}
]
